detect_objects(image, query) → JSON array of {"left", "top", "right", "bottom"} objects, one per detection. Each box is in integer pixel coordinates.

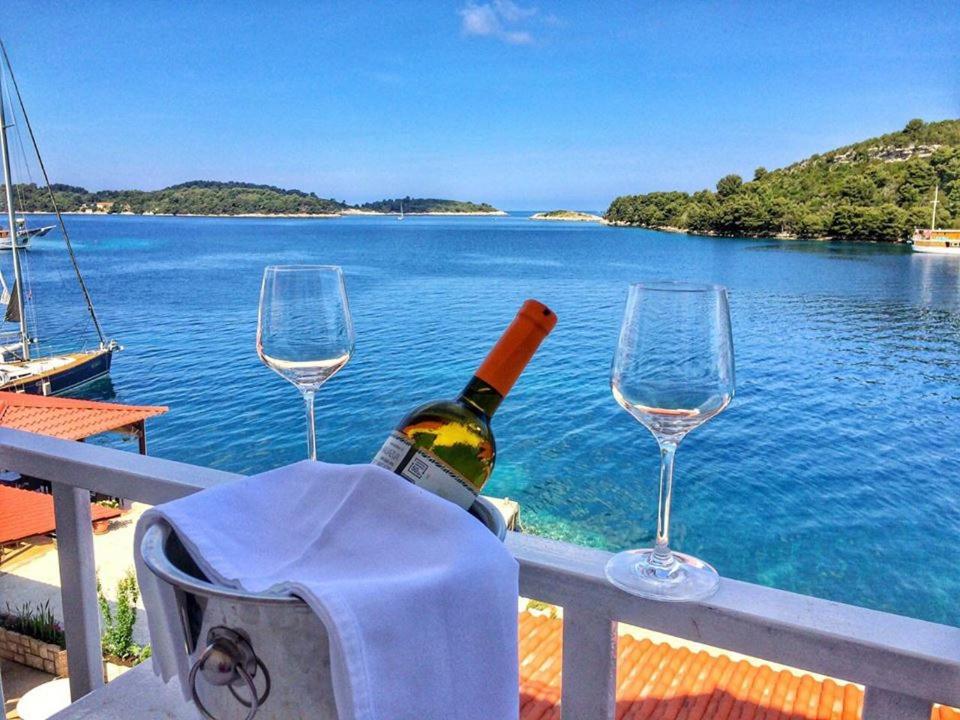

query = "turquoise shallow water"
[{"left": 22, "top": 213, "right": 960, "bottom": 625}]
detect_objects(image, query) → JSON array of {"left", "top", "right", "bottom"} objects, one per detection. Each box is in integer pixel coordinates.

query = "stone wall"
[{"left": 0, "top": 627, "right": 68, "bottom": 677}]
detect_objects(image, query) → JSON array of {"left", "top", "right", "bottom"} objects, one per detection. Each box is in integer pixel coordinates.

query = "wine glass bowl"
[
  {"left": 257, "top": 265, "right": 354, "bottom": 460},
  {"left": 607, "top": 281, "right": 735, "bottom": 601}
]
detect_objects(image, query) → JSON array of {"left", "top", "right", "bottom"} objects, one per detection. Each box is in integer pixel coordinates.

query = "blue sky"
[{"left": 4, "top": 1, "right": 958, "bottom": 209}]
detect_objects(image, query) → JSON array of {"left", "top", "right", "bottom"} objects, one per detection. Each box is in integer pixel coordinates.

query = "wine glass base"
[{"left": 605, "top": 548, "right": 719, "bottom": 602}]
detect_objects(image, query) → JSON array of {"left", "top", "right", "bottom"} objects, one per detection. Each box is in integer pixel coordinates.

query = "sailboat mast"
[
  {"left": 0, "top": 80, "right": 29, "bottom": 360},
  {"left": 0, "top": 40, "right": 107, "bottom": 349},
  {"left": 931, "top": 184, "right": 939, "bottom": 231}
]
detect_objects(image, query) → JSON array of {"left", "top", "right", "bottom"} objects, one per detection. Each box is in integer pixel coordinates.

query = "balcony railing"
[{"left": 0, "top": 426, "right": 957, "bottom": 720}]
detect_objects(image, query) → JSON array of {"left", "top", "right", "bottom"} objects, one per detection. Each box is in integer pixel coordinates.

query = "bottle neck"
[
  {"left": 458, "top": 376, "right": 503, "bottom": 418},
  {"left": 474, "top": 299, "right": 556, "bottom": 400}
]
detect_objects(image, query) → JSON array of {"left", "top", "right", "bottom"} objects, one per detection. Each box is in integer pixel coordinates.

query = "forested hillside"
[
  {"left": 606, "top": 119, "right": 960, "bottom": 242},
  {"left": 13, "top": 182, "right": 501, "bottom": 216},
  {"left": 14, "top": 181, "right": 347, "bottom": 215},
  {"left": 357, "top": 197, "right": 500, "bottom": 213}
]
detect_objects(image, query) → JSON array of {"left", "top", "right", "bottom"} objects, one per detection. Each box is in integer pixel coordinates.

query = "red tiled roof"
[
  {"left": 0, "top": 392, "right": 166, "bottom": 441},
  {"left": 0, "top": 484, "right": 121, "bottom": 545},
  {"left": 517, "top": 612, "right": 956, "bottom": 720}
]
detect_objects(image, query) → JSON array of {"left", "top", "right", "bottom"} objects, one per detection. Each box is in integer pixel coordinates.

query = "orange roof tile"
[
  {"left": 0, "top": 391, "right": 166, "bottom": 441},
  {"left": 0, "top": 484, "right": 121, "bottom": 545},
  {"left": 517, "top": 611, "right": 953, "bottom": 720}
]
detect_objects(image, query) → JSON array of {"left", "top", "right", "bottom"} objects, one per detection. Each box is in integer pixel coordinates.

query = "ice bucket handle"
[
  {"left": 140, "top": 524, "right": 303, "bottom": 605},
  {"left": 188, "top": 627, "right": 272, "bottom": 720}
]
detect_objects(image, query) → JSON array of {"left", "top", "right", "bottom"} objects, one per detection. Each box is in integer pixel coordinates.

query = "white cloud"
[
  {"left": 502, "top": 30, "right": 533, "bottom": 45},
  {"left": 461, "top": 3, "right": 501, "bottom": 36},
  {"left": 493, "top": 0, "right": 537, "bottom": 22},
  {"left": 459, "top": 1, "right": 539, "bottom": 45}
]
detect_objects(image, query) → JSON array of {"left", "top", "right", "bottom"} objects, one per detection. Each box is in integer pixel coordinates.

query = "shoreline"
[
  {"left": 37, "top": 210, "right": 509, "bottom": 219},
  {"left": 606, "top": 221, "right": 907, "bottom": 244},
  {"left": 341, "top": 208, "right": 507, "bottom": 217},
  {"left": 27, "top": 211, "right": 912, "bottom": 241}
]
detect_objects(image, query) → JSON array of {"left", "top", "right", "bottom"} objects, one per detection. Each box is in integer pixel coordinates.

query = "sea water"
[{"left": 22, "top": 213, "right": 960, "bottom": 624}]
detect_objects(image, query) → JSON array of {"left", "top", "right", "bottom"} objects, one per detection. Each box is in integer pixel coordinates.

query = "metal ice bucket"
[{"left": 139, "top": 497, "right": 506, "bottom": 720}]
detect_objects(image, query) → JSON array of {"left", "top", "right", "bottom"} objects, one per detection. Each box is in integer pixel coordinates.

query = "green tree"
[
  {"left": 838, "top": 175, "right": 877, "bottom": 204},
  {"left": 716, "top": 174, "right": 743, "bottom": 198},
  {"left": 898, "top": 162, "right": 937, "bottom": 204},
  {"left": 685, "top": 203, "right": 717, "bottom": 232},
  {"left": 904, "top": 118, "right": 924, "bottom": 136},
  {"left": 797, "top": 211, "right": 829, "bottom": 237},
  {"left": 715, "top": 193, "right": 766, "bottom": 235}
]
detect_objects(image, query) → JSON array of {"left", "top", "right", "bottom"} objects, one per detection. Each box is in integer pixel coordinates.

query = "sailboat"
[
  {"left": 911, "top": 184, "right": 960, "bottom": 255},
  {"left": 398, "top": 199, "right": 404, "bottom": 221},
  {"left": 0, "top": 41, "right": 118, "bottom": 395},
  {"left": 0, "top": 217, "right": 54, "bottom": 250}
]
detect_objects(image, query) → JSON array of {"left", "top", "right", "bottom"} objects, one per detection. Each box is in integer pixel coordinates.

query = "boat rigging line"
[{"left": 0, "top": 39, "right": 109, "bottom": 349}]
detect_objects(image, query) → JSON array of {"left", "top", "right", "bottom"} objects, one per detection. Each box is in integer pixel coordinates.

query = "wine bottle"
[{"left": 373, "top": 299, "right": 557, "bottom": 509}]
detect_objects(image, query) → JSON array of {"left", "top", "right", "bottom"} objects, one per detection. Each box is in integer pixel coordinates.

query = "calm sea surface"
[{"left": 22, "top": 213, "right": 960, "bottom": 625}]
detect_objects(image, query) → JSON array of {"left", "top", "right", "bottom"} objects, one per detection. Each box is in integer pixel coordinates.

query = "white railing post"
[
  {"left": 862, "top": 687, "right": 933, "bottom": 720},
  {"left": 52, "top": 483, "right": 105, "bottom": 700},
  {"left": 560, "top": 609, "right": 617, "bottom": 720}
]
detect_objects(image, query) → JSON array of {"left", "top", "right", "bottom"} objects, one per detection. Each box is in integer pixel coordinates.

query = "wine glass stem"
[
  {"left": 302, "top": 389, "right": 317, "bottom": 461},
  {"left": 652, "top": 441, "right": 677, "bottom": 567}
]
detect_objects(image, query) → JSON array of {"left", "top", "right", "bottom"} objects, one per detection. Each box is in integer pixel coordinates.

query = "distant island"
[
  {"left": 14, "top": 182, "right": 503, "bottom": 217},
  {"left": 606, "top": 118, "right": 960, "bottom": 242},
  {"left": 530, "top": 210, "right": 605, "bottom": 223},
  {"left": 352, "top": 197, "right": 504, "bottom": 215}
]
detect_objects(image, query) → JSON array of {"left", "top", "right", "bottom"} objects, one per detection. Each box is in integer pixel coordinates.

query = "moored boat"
[
  {"left": 910, "top": 184, "right": 960, "bottom": 254},
  {"left": 911, "top": 228, "right": 960, "bottom": 254},
  {"left": 0, "top": 349, "right": 112, "bottom": 395},
  {"left": 0, "top": 41, "right": 119, "bottom": 395},
  {"left": 0, "top": 217, "right": 54, "bottom": 250}
]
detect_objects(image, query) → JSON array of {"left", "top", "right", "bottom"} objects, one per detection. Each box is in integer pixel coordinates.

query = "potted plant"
[
  {"left": 98, "top": 571, "right": 151, "bottom": 675},
  {"left": 92, "top": 519, "right": 111, "bottom": 535},
  {"left": 0, "top": 600, "right": 68, "bottom": 676}
]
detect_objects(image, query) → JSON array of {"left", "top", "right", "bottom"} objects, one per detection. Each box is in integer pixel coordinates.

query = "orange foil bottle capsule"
[{"left": 373, "top": 300, "right": 557, "bottom": 509}]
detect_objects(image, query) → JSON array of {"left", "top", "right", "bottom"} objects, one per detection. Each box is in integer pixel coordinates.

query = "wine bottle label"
[{"left": 373, "top": 432, "right": 478, "bottom": 510}]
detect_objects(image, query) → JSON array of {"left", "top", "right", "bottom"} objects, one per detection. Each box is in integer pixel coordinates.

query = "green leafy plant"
[
  {"left": 97, "top": 570, "right": 149, "bottom": 664},
  {"left": 2, "top": 599, "right": 66, "bottom": 648}
]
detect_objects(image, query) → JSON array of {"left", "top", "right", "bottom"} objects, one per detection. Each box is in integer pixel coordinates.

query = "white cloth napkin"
[{"left": 134, "top": 461, "right": 519, "bottom": 720}]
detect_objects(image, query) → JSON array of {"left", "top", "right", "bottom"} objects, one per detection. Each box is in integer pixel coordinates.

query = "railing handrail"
[
  {"left": 509, "top": 532, "right": 960, "bottom": 704},
  {"left": 0, "top": 427, "right": 957, "bottom": 713},
  {"left": 0, "top": 427, "right": 238, "bottom": 504}
]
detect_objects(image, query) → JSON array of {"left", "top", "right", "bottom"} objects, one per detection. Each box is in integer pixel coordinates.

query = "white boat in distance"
[
  {"left": 0, "top": 217, "right": 54, "bottom": 250},
  {"left": 910, "top": 184, "right": 960, "bottom": 254}
]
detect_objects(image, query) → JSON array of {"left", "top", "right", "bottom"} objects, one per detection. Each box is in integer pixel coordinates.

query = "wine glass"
[
  {"left": 257, "top": 265, "right": 355, "bottom": 460},
  {"left": 607, "top": 281, "right": 735, "bottom": 601}
]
